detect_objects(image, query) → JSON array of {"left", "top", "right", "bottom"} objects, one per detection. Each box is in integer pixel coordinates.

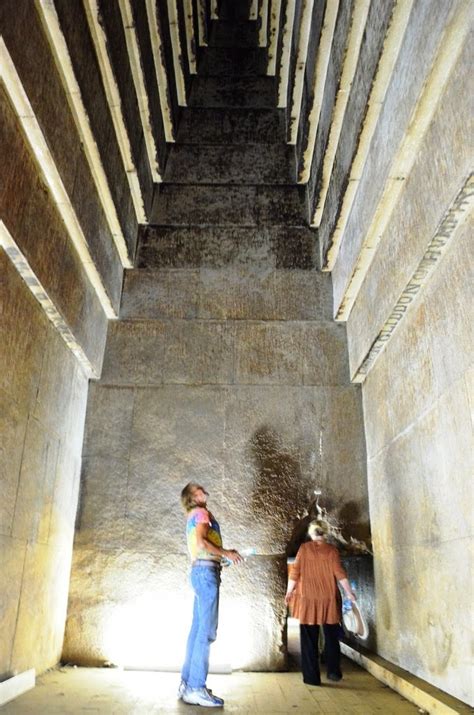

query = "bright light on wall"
[{"left": 98, "top": 591, "right": 270, "bottom": 672}]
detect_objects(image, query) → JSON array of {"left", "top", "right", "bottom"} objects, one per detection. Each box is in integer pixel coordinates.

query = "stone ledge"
[
  {"left": 0, "top": 669, "right": 35, "bottom": 707},
  {"left": 341, "top": 643, "right": 472, "bottom": 714}
]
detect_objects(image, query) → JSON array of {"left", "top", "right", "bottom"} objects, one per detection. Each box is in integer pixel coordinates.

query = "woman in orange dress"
[{"left": 285, "top": 521, "right": 356, "bottom": 685}]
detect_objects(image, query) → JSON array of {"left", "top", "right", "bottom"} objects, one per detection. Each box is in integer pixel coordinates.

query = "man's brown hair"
[{"left": 181, "top": 482, "right": 206, "bottom": 512}]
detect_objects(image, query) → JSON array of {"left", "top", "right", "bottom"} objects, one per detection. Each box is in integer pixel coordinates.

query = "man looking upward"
[{"left": 179, "top": 483, "right": 243, "bottom": 708}]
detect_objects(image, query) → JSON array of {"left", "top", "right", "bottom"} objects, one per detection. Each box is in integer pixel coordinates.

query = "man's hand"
[{"left": 223, "top": 549, "right": 244, "bottom": 564}]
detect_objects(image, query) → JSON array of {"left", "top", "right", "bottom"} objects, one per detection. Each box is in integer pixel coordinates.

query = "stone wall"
[
  {"left": 63, "top": 240, "right": 368, "bottom": 670},
  {"left": 338, "top": 15, "right": 473, "bottom": 706}
]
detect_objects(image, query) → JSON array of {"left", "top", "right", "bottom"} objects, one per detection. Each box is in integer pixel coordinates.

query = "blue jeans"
[{"left": 181, "top": 565, "right": 220, "bottom": 688}]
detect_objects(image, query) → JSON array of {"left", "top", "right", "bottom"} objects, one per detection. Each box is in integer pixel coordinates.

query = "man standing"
[{"left": 179, "top": 483, "right": 242, "bottom": 708}]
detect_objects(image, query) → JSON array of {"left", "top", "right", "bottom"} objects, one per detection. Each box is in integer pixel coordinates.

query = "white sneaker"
[
  {"left": 182, "top": 686, "right": 224, "bottom": 707},
  {"left": 177, "top": 679, "right": 187, "bottom": 699}
]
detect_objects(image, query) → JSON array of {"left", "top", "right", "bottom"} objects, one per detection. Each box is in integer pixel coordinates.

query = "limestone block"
[
  {"left": 189, "top": 76, "right": 276, "bottom": 108},
  {"left": 423, "top": 223, "right": 473, "bottom": 397},
  {"left": 62, "top": 363, "right": 89, "bottom": 459},
  {"left": 0, "top": 390, "right": 28, "bottom": 536},
  {"left": 54, "top": 0, "right": 138, "bottom": 254},
  {"left": 332, "top": 0, "right": 457, "bottom": 313},
  {"left": 0, "top": 536, "right": 26, "bottom": 675},
  {"left": 176, "top": 107, "right": 284, "bottom": 144},
  {"left": 47, "top": 446, "right": 81, "bottom": 548},
  {"left": 75, "top": 385, "right": 134, "bottom": 548},
  {"left": 368, "top": 377, "right": 473, "bottom": 552},
  {"left": 164, "top": 144, "right": 296, "bottom": 184},
  {"left": 302, "top": 323, "right": 350, "bottom": 385},
  {"left": 198, "top": 269, "right": 330, "bottom": 321},
  {"left": 318, "top": 0, "right": 395, "bottom": 257},
  {"left": 273, "top": 271, "right": 332, "bottom": 320},
  {"left": 100, "top": 321, "right": 166, "bottom": 385},
  {"left": 32, "top": 332, "right": 75, "bottom": 438},
  {"left": 11, "top": 417, "right": 60, "bottom": 545},
  {"left": 221, "top": 386, "right": 325, "bottom": 553},
  {"left": 347, "top": 44, "right": 473, "bottom": 372},
  {"left": 0, "top": 256, "right": 47, "bottom": 411},
  {"left": 235, "top": 322, "right": 303, "bottom": 385},
  {"left": 125, "top": 386, "right": 226, "bottom": 553},
  {"left": 10, "top": 541, "right": 73, "bottom": 675},
  {"left": 362, "top": 302, "right": 436, "bottom": 458},
  {"left": 373, "top": 539, "right": 473, "bottom": 705},
  {"left": 120, "top": 269, "right": 200, "bottom": 319},
  {"left": 255, "top": 186, "right": 308, "bottom": 226},
  {"left": 198, "top": 268, "right": 275, "bottom": 320},
  {"left": 163, "top": 321, "right": 234, "bottom": 385},
  {"left": 152, "top": 185, "right": 257, "bottom": 225},
  {"left": 64, "top": 547, "right": 287, "bottom": 671}
]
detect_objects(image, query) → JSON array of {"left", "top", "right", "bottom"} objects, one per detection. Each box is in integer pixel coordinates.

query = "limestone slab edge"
[
  {"left": 341, "top": 643, "right": 472, "bottom": 713},
  {"left": 0, "top": 669, "right": 35, "bottom": 707}
]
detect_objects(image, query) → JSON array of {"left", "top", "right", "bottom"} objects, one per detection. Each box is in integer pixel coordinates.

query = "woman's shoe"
[{"left": 182, "top": 686, "right": 224, "bottom": 707}]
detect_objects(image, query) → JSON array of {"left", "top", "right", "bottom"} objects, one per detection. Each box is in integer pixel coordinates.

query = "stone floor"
[{"left": 1, "top": 660, "right": 421, "bottom": 714}]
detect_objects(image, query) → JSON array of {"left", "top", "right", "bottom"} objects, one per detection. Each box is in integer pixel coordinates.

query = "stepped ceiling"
[{"left": 1, "top": 0, "right": 471, "bottom": 374}]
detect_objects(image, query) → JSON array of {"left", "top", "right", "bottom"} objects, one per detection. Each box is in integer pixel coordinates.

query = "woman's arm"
[
  {"left": 338, "top": 577, "right": 356, "bottom": 601},
  {"left": 285, "top": 579, "right": 297, "bottom": 605},
  {"left": 195, "top": 522, "right": 243, "bottom": 563}
]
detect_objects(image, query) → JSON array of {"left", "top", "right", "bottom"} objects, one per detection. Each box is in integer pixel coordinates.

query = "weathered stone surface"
[
  {"left": 176, "top": 108, "right": 286, "bottom": 144},
  {"left": 0, "top": 392, "right": 28, "bottom": 537},
  {"left": 100, "top": 321, "right": 166, "bottom": 385},
  {"left": 152, "top": 184, "right": 309, "bottom": 226},
  {"left": 302, "top": 324, "right": 350, "bottom": 385},
  {"left": 137, "top": 225, "right": 316, "bottom": 270},
  {"left": 10, "top": 541, "right": 73, "bottom": 674},
  {"left": 164, "top": 144, "right": 297, "bottom": 184},
  {"left": 11, "top": 417, "right": 60, "bottom": 545},
  {"left": 122, "top": 267, "right": 330, "bottom": 321},
  {"left": 120, "top": 269, "right": 201, "bottom": 319},
  {"left": 163, "top": 321, "right": 234, "bottom": 385},
  {"left": 318, "top": 0, "right": 395, "bottom": 259},
  {"left": 0, "top": 536, "right": 26, "bottom": 675},
  {"left": 0, "top": 96, "right": 108, "bottom": 372},
  {"left": 64, "top": 547, "right": 286, "bottom": 671},
  {"left": 333, "top": 0, "right": 464, "bottom": 318},
  {"left": 198, "top": 47, "right": 268, "bottom": 76},
  {"left": 189, "top": 76, "right": 277, "bottom": 108},
  {"left": 209, "top": 19, "right": 259, "bottom": 48}
]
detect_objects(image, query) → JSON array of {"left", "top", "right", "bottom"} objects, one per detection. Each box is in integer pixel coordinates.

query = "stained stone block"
[
  {"left": 0, "top": 536, "right": 26, "bottom": 674},
  {"left": 11, "top": 417, "right": 60, "bottom": 545},
  {"left": 320, "top": 386, "right": 367, "bottom": 476},
  {"left": 221, "top": 385, "right": 325, "bottom": 553},
  {"left": 198, "top": 47, "right": 268, "bottom": 76},
  {"left": 100, "top": 321, "right": 166, "bottom": 385},
  {"left": 47, "top": 447, "right": 81, "bottom": 547},
  {"left": 164, "top": 144, "right": 297, "bottom": 184},
  {"left": 151, "top": 185, "right": 257, "bottom": 225},
  {"left": 189, "top": 76, "right": 277, "bottom": 108},
  {"left": 10, "top": 541, "right": 73, "bottom": 674},
  {"left": 273, "top": 271, "right": 332, "bottom": 320},
  {"left": 176, "top": 108, "right": 285, "bottom": 144},
  {"left": 120, "top": 268, "right": 200, "bottom": 319},
  {"left": 0, "top": 392, "right": 28, "bottom": 537},
  {"left": 302, "top": 323, "right": 350, "bottom": 385},
  {"left": 163, "top": 321, "right": 234, "bottom": 384},
  {"left": 235, "top": 323, "right": 303, "bottom": 385},
  {"left": 137, "top": 225, "right": 316, "bottom": 270},
  {"left": 209, "top": 20, "right": 259, "bottom": 48},
  {"left": 255, "top": 186, "right": 308, "bottom": 226}
]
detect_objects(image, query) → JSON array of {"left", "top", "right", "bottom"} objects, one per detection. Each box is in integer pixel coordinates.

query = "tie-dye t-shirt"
[{"left": 186, "top": 507, "right": 222, "bottom": 562}]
